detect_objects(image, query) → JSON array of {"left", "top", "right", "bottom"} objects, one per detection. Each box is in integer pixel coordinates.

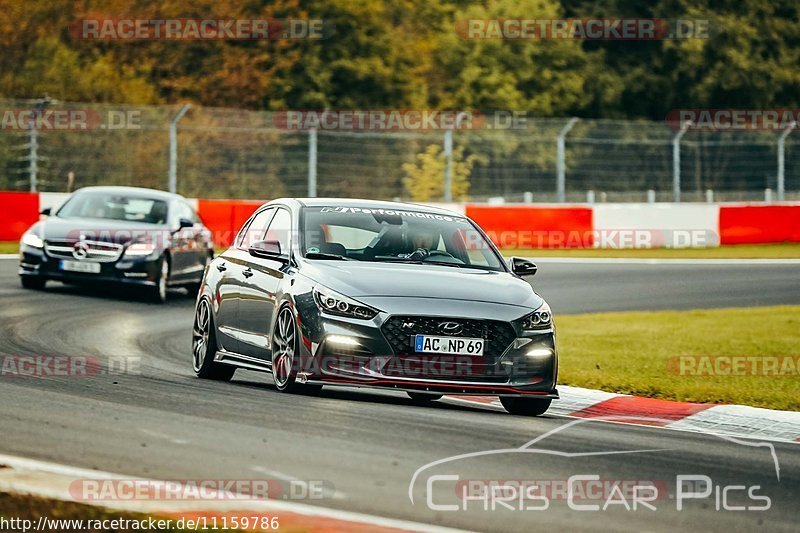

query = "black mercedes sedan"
[
  {"left": 19, "top": 186, "right": 213, "bottom": 303},
  {"left": 192, "top": 199, "right": 558, "bottom": 415}
]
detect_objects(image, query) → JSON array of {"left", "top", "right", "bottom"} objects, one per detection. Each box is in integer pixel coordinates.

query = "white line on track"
[
  {"left": 0, "top": 453, "right": 464, "bottom": 533},
  {"left": 0, "top": 254, "right": 18, "bottom": 259}
]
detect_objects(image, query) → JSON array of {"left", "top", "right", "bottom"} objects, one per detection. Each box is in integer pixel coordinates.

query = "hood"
[
  {"left": 33, "top": 217, "right": 168, "bottom": 246},
  {"left": 300, "top": 260, "right": 543, "bottom": 309}
]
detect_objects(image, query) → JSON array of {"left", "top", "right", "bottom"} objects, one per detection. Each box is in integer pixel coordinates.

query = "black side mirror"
[
  {"left": 249, "top": 240, "right": 287, "bottom": 262},
  {"left": 40, "top": 207, "right": 52, "bottom": 216},
  {"left": 511, "top": 257, "right": 537, "bottom": 277},
  {"left": 178, "top": 218, "right": 194, "bottom": 229}
]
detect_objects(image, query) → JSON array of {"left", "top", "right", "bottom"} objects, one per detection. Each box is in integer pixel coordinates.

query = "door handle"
[
  {"left": 243, "top": 267, "right": 254, "bottom": 278},
  {"left": 216, "top": 263, "right": 227, "bottom": 272}
]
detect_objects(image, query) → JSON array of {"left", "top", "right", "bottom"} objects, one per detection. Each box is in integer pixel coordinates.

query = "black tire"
[
  {"left": 271, "top": 305, "right": 321, "bottom": 394},
  {"left": 500, "top": 397, "right": 552, "bottom": 416},
  {"left": 192, "top": 298, "right": 236, "bottom": 381},
  {"left": 407, "top": 392, "right": 443, "bottom": 402},
  {"left": 20, "top": 276, "right": 46, "bottom": 290},
  {"left": 148, "top": 256, "right": 169, "bottom": 303}
]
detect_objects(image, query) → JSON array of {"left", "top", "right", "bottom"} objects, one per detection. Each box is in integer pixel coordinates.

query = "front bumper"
[
  {"left": 294, "top": 296, "right": 558, "bottom": 397},
  {"left": 19, "top": 245, "right": 161, "bottom": 288}
]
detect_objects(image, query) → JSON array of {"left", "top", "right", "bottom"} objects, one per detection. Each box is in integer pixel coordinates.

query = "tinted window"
[
  {"left": 237, "top": 208, "right": 275, "bottom": 249},
  {"left": 265, "top": 208, "right": 292, "bottom": 255},
  {"left": 58, "top": 192, "right": 169, "bottom": 224}
]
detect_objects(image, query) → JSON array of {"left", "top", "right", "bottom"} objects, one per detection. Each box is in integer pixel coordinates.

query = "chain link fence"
[{"left": 1, "top": 98, "right": 797, "bottom": 202}]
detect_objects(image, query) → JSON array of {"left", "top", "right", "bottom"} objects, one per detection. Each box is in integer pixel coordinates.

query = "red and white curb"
[
  {"left": 0, "top": 454, "right": 466, "bottom": 533},
  {"left": 447, "top": 385, "right": 800, "bottom": 444}
]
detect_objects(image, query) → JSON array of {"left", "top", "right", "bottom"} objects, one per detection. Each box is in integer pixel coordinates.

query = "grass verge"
[
  {"left": 0, "top": 242, "right": 19, "bottom": 254},
  {"left": 502, "top": 243, "right": 800, "bottom": 259},
  {"left": 556, "top": 305, "right": 800, "bottom": 411}
]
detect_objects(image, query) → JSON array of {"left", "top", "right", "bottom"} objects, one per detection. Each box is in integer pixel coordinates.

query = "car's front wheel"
[
  {"left": 192, "top": 298, "right": 236, "bottom": 381},
  {"left": 272, "top": 305, "right": 321, "bottom": 394},
  {"left": 500, "top": 397, "right": 552, "bottom": 416},
  {"left": 148, "top": 256, "right": 169, "bottom": 303},
  {"left": 20, "top": 276, "right": 46, "bottom": 290}
]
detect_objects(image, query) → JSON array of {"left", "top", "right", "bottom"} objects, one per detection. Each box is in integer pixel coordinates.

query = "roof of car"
[
  {"left": 72, "top": 186, "right": 183, "bottom": 201},
  {"left": 287, "top": 198, "right": 463, "bottom": 217}
]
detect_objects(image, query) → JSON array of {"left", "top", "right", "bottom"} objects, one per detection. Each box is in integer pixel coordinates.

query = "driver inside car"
[{"left": 401, "top": 228, "right": 440, "bottom": 260}]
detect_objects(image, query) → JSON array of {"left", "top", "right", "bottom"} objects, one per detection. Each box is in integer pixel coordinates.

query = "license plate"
[
  {"left": 414, "top": 335, "right": 484, "bottom": 356},
  {"left": 60, "top": 260, "right": 101, "bottom": 274}
]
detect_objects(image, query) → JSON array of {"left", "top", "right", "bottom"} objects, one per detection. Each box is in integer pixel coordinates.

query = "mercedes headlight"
[
  {"left": 123, "top": 241, "right": 156, "bottom": 258},
  {"left": 313, "top": 286, "right": 379, "bottom": 320},
  {"left": 522, "top": 302, "right": 553, "bottom": 330},
  {"left": 21, "top": 232, "right": 43, "bottom": 249}
]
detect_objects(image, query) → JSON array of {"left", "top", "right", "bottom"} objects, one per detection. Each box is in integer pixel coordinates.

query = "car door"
[
  {"left": 214, "top": 207, "right": 276, "bottom": 355},
  {"left": 167, "top": 201, "right": 197, "bottom": 282},
  {"left": 238, "top": 207, "right": 292, "bottom": 359}
]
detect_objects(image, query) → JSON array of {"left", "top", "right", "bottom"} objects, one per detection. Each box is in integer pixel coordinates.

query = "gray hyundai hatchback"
[{"left": 192, "top": 199, "right": 558, "bottom": 416}]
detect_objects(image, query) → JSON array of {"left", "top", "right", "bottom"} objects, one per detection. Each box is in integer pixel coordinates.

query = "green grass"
[
  {"left": 502, "top": 243, "right": 800, "bottom": 259},
  {"left": 556, "top": 305, "right": 800, "bottom": 411}
]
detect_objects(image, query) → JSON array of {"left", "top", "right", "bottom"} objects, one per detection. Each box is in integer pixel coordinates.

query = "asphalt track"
[{"left": 0, "top": 258, "right": 798, "bottom": 532}]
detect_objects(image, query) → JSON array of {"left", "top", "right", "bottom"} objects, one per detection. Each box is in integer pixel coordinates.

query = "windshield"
[
  {"left": 57, "top": 192, "right": 169, "bottom": 224},
  {"left": 302, "top": 206, "right": 505, "bottom": 271}
]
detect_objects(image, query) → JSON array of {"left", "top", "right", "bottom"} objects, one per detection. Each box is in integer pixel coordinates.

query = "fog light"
[
  {"left": 526, "top": 348, "right": 553, "bottom": 358},
  {"left": 326, "top": 335, "right": 361, "bottom": 347}
]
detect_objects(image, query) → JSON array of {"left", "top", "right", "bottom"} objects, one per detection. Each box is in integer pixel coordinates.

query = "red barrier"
[
  {"left": 719, "top": 205, "right": 800, "bottom": 244},
  {"left": 465, "top": 205, "right": 594, "bottom": 248},
  {"left": 197, "top": 199, "right": 264, "bottom": 248},
  {"left": 0, "top": 192, "right": 40, "bottom": 241}
]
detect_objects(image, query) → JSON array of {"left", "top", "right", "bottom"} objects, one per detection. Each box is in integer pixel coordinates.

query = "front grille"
[
  {"left": 44, "top": 239, "right": 123, "bottom": 263},
  {"left": 380, "top": 315, "right": 517, "bottom": 382}
]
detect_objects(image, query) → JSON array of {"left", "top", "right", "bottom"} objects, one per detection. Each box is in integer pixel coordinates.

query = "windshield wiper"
[
  {"left": 374, "top": 257, "right": 470, "bottom": 269},
  {"left": 305, "top": 252, "right": 351, "bottom": 261}
]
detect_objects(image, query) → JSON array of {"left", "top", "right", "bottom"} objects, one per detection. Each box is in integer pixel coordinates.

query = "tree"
[{"left": 402, "top": 143, "right": 474, "bottom": 201}]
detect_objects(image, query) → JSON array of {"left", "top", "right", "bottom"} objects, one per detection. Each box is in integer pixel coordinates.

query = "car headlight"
[
  {"left": 313, "top": 286, "right": 379, "bottom": 320},
  {"left": 21, "top": 232, "right": 44, "bottom": 249},
  {"left": 123, "top": 241, "right": 156, "bottom": 258},
  {"left": 522, "top": 302, "right": 553, "bottom": 330}
]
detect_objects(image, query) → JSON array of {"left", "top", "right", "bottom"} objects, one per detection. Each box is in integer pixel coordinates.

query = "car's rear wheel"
[
  {"left": 192, "top": 298, "right": 236, "bottom": 381},
  {"left": 407, "top": 392, "right": 443, "bottom": 402},
  {"left": 500, "top": 397, "right": 551, "bottom": 416},
  {"left": 272, "top": 305, "right": 321, "bottom": 394},
  {"left": 20, "top": 276, "right": 46, "bottom": 290}
]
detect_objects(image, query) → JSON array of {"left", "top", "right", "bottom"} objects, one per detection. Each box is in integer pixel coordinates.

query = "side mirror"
[
  {"left": 249, "top": 240, "right": 287, "bottom": 262},
  {"left": 178, "top": 218, "right": 194, "bottom": 229},
  {"left": 40, "top": 207, "right": 52, "bottom": 216},
  {"left": 511, "top": 257, "right": 537, "bottom": 277}
]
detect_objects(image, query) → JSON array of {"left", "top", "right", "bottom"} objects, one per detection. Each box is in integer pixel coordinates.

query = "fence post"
[
  {"left": 168, "top": 104, "right": 192, "bottom": 195},
  {"left": 443, "top": 128, "right": 453, "bottom": 203},
  {"left": 556, "top": 117, "right": 579, "bottom": 203},
  {"left": 672, "top": 121, "right": 691, "bottom": 202},
  {"left": 28, "top": 119, "right": 38, "bottom": 193},
  {"left": 777, "top": 122, "right": 796, "bottom": 202},
  {"left": 308, "top": 128, "right": 318, "bottom": 197}
]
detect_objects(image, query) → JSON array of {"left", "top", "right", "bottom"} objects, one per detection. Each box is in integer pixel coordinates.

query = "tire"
[
  {"left": 192, "top": 298, "right": 236, "bottom": 381},
  {"left": 148, "top": 256, "right": 169, "bottom": 303},
  {"left": 271, "top": 305, "right": 321, "bottom": 394},
  {"left": 20, "top": 276, "right": 46, "bottom": 290},
  {"left": 407, "top": 392, "right": 443, "bottom": 402},
  {"left": 500, "top": 397, "right": 552, "bottom": 416}
]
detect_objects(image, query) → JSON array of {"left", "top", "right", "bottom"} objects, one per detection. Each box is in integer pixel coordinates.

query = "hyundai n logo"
[
  {"left": 72, "top": 241, "right": 90, "bottom": 260},
  {"left": 438, "top": 321, "right": 463, "bottom": 336}
]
